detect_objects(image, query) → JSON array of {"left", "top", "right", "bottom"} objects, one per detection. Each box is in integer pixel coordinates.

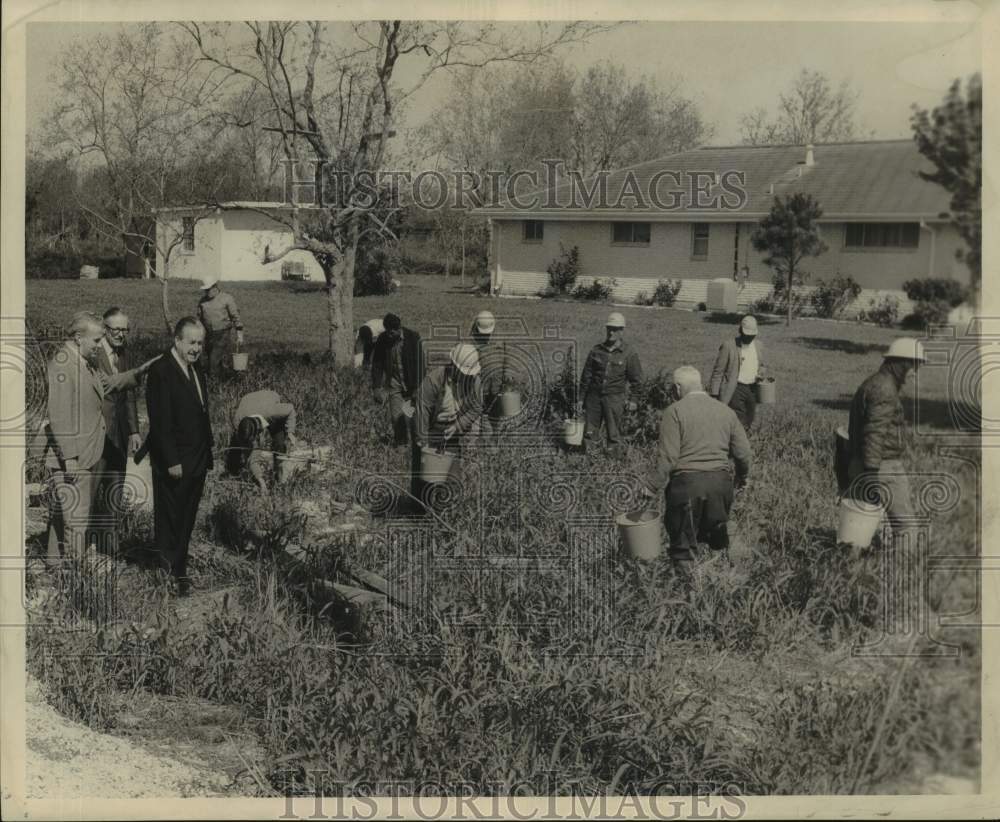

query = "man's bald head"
[{"left": 673, "top": 365, "right": 703, "bottom": 397}]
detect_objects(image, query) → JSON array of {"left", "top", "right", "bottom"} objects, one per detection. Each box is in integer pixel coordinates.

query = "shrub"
[
  {"left": 572, "top": 277, "right": 616, "bottom": 302},
  {"left": 652, "top": 278, "right": 683, "bottom": 307},
  {"left": 546, "top": 244, "right": 581, "bottom": 294},
  {"left": 858, "top": 295, "right": 900, "bottom": 327},
  {"left": 353, "top": 249, "right": 399, "bottom": 296},
  {"left": 810, "top": 275, "right": 862, "bottom": 319},
  {"left": 902, "top": 278, "right": 971, "bottom": 327},
  {"left": 623, "top": 369, "right": 677, "bottom": 443},
  {"left": 634, "top": 290, "right": 653, "bottom": 306},
  {"left": 750, "top": 289, "right": 805, "bottom": 319}
]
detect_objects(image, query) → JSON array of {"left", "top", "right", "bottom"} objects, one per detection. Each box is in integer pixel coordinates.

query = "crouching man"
[
  {"left": 225, "top": 389, "right": 299, "bottom": 493},
  {"left": 640, "top": 366, "right": 752, "bottom": 576}
]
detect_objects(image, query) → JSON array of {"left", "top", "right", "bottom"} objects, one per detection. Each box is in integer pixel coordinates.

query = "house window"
[
  {"left": 611, "top": 222, "right": 651, "bottom": 245},
  {"left": 182, "top": 217, "right": 195, "bottom": 251},
  {"left": 691, "top": 223, "right": 710, "bottom": 259},
  {"left": 523, "top": 220, "right": 544, "bottom": 242},
  {"left": 844, "top": 222, "right": 919, "bottom": 249}
]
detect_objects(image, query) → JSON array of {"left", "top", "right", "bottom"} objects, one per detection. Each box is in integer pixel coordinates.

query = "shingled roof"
[{"left": 475, "top": 140, "right": 953, "bottom": 221}]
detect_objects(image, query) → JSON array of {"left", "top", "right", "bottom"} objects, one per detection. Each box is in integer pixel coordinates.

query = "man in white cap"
[
  {"left": 469, "top": 310, "right": 510, "bottom": 434},
  {"left": 579, "top": 311, "right": 643, "bottom": 454},
  {"left": 845, "top": 337, "right": 926, "bottom": 549},
  {"left": 709, "top": 314, "right": 766, "bottom": 430},
  {"left": 411, "top": 343, "right": 482, "bottom": 507},
  {"left": 640, "top": 365, "right": 751, "bottom": 576},
  {"left": 196, "top": 277, "right": 244, "bottom": 378}
]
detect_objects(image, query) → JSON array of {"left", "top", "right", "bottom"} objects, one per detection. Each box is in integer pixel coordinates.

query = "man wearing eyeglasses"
[{"left": 95, "top": 307, "right": 143, "bottom": 517}]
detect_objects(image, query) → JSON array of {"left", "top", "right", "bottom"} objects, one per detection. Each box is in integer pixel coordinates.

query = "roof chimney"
[{"left": 805, "top": 144, "right": 815, "bottom": 167}]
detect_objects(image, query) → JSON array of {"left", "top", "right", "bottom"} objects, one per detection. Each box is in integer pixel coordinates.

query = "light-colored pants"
[{"left": 46, "top": 460, "right": 105, "bottom": 567}]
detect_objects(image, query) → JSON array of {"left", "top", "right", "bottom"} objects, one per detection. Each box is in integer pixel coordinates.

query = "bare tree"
[
  {"left": 179, "top": 21, "right": 613, "bottom": 364},
  {"left": 739, "top": 69, "right": 860, "bottom": 146},
  {"left": 573, "top": 62, "right": 711, "bottom": 174}
]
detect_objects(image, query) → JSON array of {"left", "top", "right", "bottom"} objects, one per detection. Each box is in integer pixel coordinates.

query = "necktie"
[{"left": 187, "top": 365, "right": 203, "bottom": 406}]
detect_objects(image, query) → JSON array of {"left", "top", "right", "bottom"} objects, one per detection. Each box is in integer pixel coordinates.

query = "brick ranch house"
[{"left": 473, "top": 140, "right": 970, "bottom": 315}]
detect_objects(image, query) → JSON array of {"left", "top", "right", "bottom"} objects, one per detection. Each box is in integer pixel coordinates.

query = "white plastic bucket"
[
  {"left": 498, "top": 391, "right": 522, "bottom": 417},
  {"left": 563, "top": 419, "right": 585, "bottom": 446},
  {"left": 419, "top": 447, "right": 457, "bottom": 483},
  {"left": 616, "top": 510, "right": 662, "bottom": 560},
  {"left": 232, "top": 352, "right": 249, "bottom": 371},
  {"left": 837, "top": 497, "right": 883, "bottom": 548}
]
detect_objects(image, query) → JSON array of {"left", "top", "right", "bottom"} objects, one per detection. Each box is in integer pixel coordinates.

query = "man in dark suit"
[
  {"left": 140, "top": 316, "right": 214, "bottom": 595},
  {"left": 94, "top": 307, "right": 143, "bottom": 519}
]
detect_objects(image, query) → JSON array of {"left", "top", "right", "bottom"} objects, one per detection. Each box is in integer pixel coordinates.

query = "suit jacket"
[
  {"left": 709, "top": 337, "right": 766, "bottom": 406},
  {"left": 143, "top": 349, "right": 214, "bottom": 477},
  {"left": 94, "top": 342, "right": 140, "bottom": 452},
  {"left": 40, "top": 342, "right": 146, "bottom": 470},
  {"left": 371, "top": 327, "right": 424, "bottom": 397}
]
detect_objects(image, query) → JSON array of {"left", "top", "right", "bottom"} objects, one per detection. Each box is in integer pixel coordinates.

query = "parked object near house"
[
  {"left": 707, "top": 278, "right": 739, "bottom": 313},
  {"left": 80, "top": 265, "right": 99, "bottom": 279},
  {"left": 475, "top": 140, "right": 970, "bottom": 316}
]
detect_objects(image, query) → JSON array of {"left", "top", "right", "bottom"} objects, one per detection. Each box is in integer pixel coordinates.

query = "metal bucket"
[
  {"left": 563, "top": 419, "right": 585, "bottom": 446},
  {"left": 498, "top": 391, "right": 522, "bottom": 417},
  {"left": 419, "top": 447, "right": 457, "bottom": 483},
  {"left": 755, "top": 377, "right": 776, "bottom": 404},
  {"left": 836, "top": 497, "right": 882, "bottom": 548},
  {"left": 232, "top": 352, "right": 249, "bottom": 372},
  {"left": 616, "top": 510, "right": 662, "bottom": 560}
]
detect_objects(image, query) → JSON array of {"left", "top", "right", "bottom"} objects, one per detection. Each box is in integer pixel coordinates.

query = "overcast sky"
[{"left": 25, "top": 19, "right": 981, "bottom": 148}]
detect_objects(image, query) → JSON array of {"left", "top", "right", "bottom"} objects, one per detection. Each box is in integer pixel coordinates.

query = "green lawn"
[{"left": 24, "top": 274, "right": 981, "bottom": 796}]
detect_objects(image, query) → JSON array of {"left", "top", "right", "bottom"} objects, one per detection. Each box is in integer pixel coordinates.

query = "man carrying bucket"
[
  {"left": 640, "top": 366, "right": 752, "bottom": 577},
  {"left": 470, "top": 310, "right": 507, "bottom": 436},
  {"left": 709, "top": 315, "right": 766, "bottom": 430},
  {"left": 372, "top": 313, "right": 424, "bottom": 448},
  {"left": 197, "top": 277, "right": 244, "bottom": 378},
  {"left": 844, "top": 337, "right": 926, "bottom": 550},
  {"left": 411, "top": 344, "right": 482, "bottom": 508},
  {"left": 579, "top": 312, "right": 643, "bottom": 455}
]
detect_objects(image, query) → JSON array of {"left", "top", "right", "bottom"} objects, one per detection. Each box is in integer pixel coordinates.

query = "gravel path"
[{"left": 25, "top": 676, "right": 234, "bottom": 799}]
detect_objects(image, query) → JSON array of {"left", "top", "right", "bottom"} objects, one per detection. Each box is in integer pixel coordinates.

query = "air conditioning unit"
[{"left": 706, "top": 278, "right": 738, "bottom": 313}]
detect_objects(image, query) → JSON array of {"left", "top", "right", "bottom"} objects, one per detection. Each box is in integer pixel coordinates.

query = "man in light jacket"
[
  {"left": 641, "top": 366, "right": 752, "bottom": 575},
  {"left": 709, "top": 314, "right": 766, "bottom": 430},
  {"left": 39, "top": 312, "right": 160, "bottom": 568}
]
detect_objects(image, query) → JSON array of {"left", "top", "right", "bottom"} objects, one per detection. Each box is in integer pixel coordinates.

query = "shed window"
[
  {"left": 182, "top": 217, "right": 195, "bottom": 251},
  {"left": 845, "top": 222, "right": 919, "bottom": 249},
  {"left": 523, "top": 220, "right": 544, "bottom": 242},
  {"left": 611, "top": 222, "right": 651, "bottom": 244},
  {"left": 691, "top": 223, "right": 710, "bottom": 258}
]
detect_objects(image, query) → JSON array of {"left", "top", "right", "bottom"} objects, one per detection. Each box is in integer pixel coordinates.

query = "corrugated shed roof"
[{"left": 475, "top": 140, "right": 953, "bottom": 220}]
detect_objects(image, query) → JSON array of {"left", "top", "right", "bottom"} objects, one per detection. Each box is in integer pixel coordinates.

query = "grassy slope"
[{"left": 24, "top": 275, "right": 980, "bottom": 795}]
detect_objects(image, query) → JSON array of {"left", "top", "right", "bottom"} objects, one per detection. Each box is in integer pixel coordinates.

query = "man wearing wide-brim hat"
[
  {"left": 709, "top": 314, "right": 766, "bottom": 430},
  {"left": 845, "top": 337, "right": 927, "bottom": 550},
  {"left": 196, "top": 276, "right": 244, "bottom": 378},
  {"left": 579, "top": 311, "right": 643, "bottom": 454}
]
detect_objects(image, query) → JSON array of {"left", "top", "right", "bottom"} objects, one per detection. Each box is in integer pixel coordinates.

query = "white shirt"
[
  {"left": 365, "top": 319, "right": 385, "bottom": 336},
  {"left": 172, "top": 347, "right": 204, "bottom": 406},
  {"left": 101, "top": 337, "right": 120, "bottom": 373},
  {"left": 737, "top": 341, "right": 759, "bottom": 385}
]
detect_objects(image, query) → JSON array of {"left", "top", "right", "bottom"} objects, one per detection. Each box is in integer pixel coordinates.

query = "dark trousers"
[
  {"left": 664, "top": 471, "right": 734, "bottom": 561},
  {"left": 152, "top": 468, "right": 206, "bottom": 580},
  {"left": 729, "top": 383, "right": 757, "bottom": 430},
  {"left": 203, "top": 328, "right": 231, "bottom": 377},
  {"left": 388, "top": 388, "right": 412, "bottom": 446},
  {"left": 583, "top": 391, "right": 626, "bottom": 444},
  {"left": 98, "top": 437, "right": 128, "bottom": 518}
]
